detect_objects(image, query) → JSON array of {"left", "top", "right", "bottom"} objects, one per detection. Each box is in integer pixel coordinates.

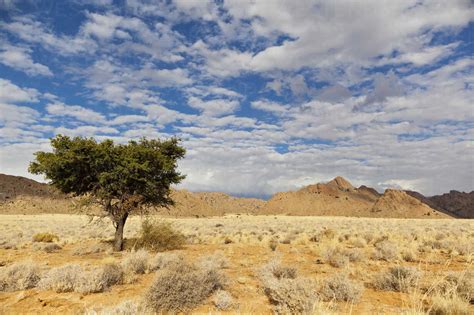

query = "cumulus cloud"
[
  {"left": 0, "top": 79, "right": 39, "bottom": 103},
  {"left": 0, "top": 45, "right": 52, "bottom": 76},
  {"left": 188, "top": 96, "right": 240, "bottom": 116}
]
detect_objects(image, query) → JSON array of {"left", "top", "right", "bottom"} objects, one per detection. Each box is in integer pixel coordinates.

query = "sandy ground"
[{"left": 0, "top": 214, "right": 473, "bottom": 314}]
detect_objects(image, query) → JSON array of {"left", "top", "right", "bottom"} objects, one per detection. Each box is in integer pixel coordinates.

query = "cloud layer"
[{"left": 0, "top": 0, "right": 473, "bottom": 197}]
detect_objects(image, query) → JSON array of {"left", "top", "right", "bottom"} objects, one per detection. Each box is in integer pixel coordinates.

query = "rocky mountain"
[
  {"left": 0, "top": 173, "right": 468, "bottom": 218},
  {"left": 262, "top": 177, "right": 448, "bottom": 218},
  {"left": 406, "top": 190, "right": 474, "bottom": 218}
]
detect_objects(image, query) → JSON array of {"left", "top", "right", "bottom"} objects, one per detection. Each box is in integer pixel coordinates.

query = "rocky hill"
[
  {"left": 406, "top": 190, "right": 474, "bottom": 218},
  {"left": 262, "top": 177, "right": 448, "bottom": 218},
  {"left": 0, "top": 173, "right": 469, "bottom": 218}
]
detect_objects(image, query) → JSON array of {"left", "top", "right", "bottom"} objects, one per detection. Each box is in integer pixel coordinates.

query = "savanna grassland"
[{"left": 0, "top": 214, "right": 472, "bottom": 315}]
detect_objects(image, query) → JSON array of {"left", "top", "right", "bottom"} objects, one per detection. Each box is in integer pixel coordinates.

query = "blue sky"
[{"left": 0, "top": 0, "right": 473, "bottom": 198}]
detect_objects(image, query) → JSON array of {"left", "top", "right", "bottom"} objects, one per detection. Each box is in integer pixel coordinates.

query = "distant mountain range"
[{"left": 0, "top": 173, "right": 472, "bottom": 218}]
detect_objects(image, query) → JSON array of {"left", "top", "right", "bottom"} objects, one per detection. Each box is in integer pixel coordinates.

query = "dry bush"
[
  {"left": 38, "top": 264, "right": 81, "bottom": 292},
  {"left": 428, "top": 294, "right": 471, "bottom": 315},
  {"left": 32, "top": 242, "right": 62, "bottom": 253},
  {"left": 121, "top": 249, "right": 150, "bottom": 275},
  {"left": 323, "top": 246, "right": 349, "bottom": 268},
  {"left": 349, "top": 237, "right": 367, "bottom": 248},
  {"left": 269, "top": 238, "right": 278, "bottom": 251},
  {"left": 100, "top": 263, "right": 124, "bottom": 287},
  {"left": 372, "top": 240, "right": 399, "bottom": 261},
  {"left": 373, "top": 266, "right": 421, "bottom": 292},
  {"left": 319, "top": 273, "right": 363, "bottom": 302},
  {"left": 197, "top": 251, "right": 229, "bottom": 270},
  {"left": 345, "top": 248, "right": 365, "bottom": 263},
  {"left": 32, "top": 232, "right": 59, "bottom": 243},
  {"left": 402, "top": 247, "right": 418, "bottom": 262},
  {"left": 0, "top": 261, "right": 41, "bottom": 291},
  {"left": 259, "top": 260, "right": 317, "bottom": 315},
  {"left": 323, "top": 246, "right": 365, "bottom": 267},
  {"left": 145, "top": 259, "right": 226, "bottom": 312},
  {"left": 38, "top": 263, "right": 123, "bottom": 294},
  {"left": 148, "top": 252, "right": 184, "bottom": 272},
  {"left": 213, "top": 289, "right": 234, "bottom": 311},
  {"left": 44, "top": 243, "right": 62, "bottom": 253},
  {"left": 435, "top": 271, "right": 473, "bottom": 303},
  {"left": 133, "top": 220, "right": 186, "bottom": 252}
]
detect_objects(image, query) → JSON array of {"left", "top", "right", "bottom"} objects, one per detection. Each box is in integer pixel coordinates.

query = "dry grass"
[{"left": 0, "top": 214, "right": 472, "bottom": 314}]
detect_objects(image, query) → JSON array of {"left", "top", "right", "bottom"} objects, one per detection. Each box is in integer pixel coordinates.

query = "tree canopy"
[{"left": 29, "top": 135, "right": 186, "bottom": 250}]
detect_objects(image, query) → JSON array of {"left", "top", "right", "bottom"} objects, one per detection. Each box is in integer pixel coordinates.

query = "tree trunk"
[{"left": 113, "top": 213, "right": 128, "bottom": 251}]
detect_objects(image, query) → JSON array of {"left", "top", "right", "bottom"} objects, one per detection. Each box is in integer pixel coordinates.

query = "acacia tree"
[{"left": 29, "top": 135, "right": 186, "bottom": 251}]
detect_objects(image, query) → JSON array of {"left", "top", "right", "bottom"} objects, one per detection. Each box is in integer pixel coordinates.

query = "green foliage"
[
  {"left": 29, "top": 135, "right": 186, "bottom": 251},
  {"left": 29, "top": 135, "right": 186, "bottom": 213},
  {"left": 133, "top": 219, "right": 186, "bottom": 252}
]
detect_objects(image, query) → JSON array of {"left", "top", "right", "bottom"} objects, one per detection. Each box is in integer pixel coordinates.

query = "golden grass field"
[{"left": 0, "top": 214, "right": 473, "bottom": 314}]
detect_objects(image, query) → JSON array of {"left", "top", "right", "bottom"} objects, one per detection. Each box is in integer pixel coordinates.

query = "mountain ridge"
[{"left": 0, "top": 173, "right": 471, "bottom": 218}]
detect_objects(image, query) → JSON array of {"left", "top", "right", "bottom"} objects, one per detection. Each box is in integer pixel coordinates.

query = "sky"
[{"left": 0, "top": 0, "right": 473, "bottom": 198}]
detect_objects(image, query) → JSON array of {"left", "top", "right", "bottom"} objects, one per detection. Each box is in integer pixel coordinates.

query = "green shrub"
[{"left": 133, "top": 220, "right": 186, "bottom": 252}]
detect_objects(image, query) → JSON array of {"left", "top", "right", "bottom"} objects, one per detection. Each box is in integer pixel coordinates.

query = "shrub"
[
  {"left": 100, "top": 263, "right": 124, "bottom": 287},
  {"left": 38, "top": 264, "right": 81, "bottom": 292},
  {"left": 259, "top": 260, "right": 316, "bottom": 314},
  {"left": 319, "top": 273, "right": 363, "bottom": 302},
  {"left": 145, "top": 260, "right": 226, "bottom": 312},
  {"left": 121, "top": 249, "right": 150, "bottom": 275},
  {"left": 372, "top": 240, "right": 399, "bottom": 261},
  {"left": 401, "top": 248, "right": 418, "bottom": 262},
  {"left": 213, "top": 290, "right": 234, "bottom": 310},
  {"left": 43, "top": 243, "right": 62, "bottom": 253},
  {"left": 269, "top": 238, "right": 278, "bottom": 251},
  {"left": 435, "top": 271, "right": 473, "bottom": 303},
  {"left": 32, "top": 233, "right": 59, "bottom": 243},
  {"left": 148, "top": 252, "right": 184, "bottom": 272},
  {"left": 38, "top": 263, "right": 123, "bottom": 294},
  {"left": 428, "top": 294, "right": 471, "bottom": 315},
  {"left": 323, "top": 246, "right": 349, "bottom": 268},
  {"left": 349, "top": 237, "right": 367, "bottom": 248},
  {"left": 75, "top": 268, "right": 110, "bottom": 294},
  {"left": 0, "top": 262, "right": 41, "bottom": 292},
  {"left": 133, "top": 220, "right": 186, "bottom": 252},
  {"left": 197, "top": 251, "right": 229, "bottom": 270},
  {"left": 373, "top": 266, "right": 421, "bottom": 292}
]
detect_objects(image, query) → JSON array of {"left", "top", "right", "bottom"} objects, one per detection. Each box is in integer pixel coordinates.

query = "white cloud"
[
  {"left": 46, "top": 102, "right": 106, "bottom": 123},
  {"left": 0, "top": 79, "right": 39, "bottom": 103},
  {"left": 0, "top": 45, "right": 53, "bottom": 76},
  {"left": 188, "top": 96, "right": 240, "bottom": 116},
  {"left": 251, "top": 100, "right": 288, "bottom": 114}
]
